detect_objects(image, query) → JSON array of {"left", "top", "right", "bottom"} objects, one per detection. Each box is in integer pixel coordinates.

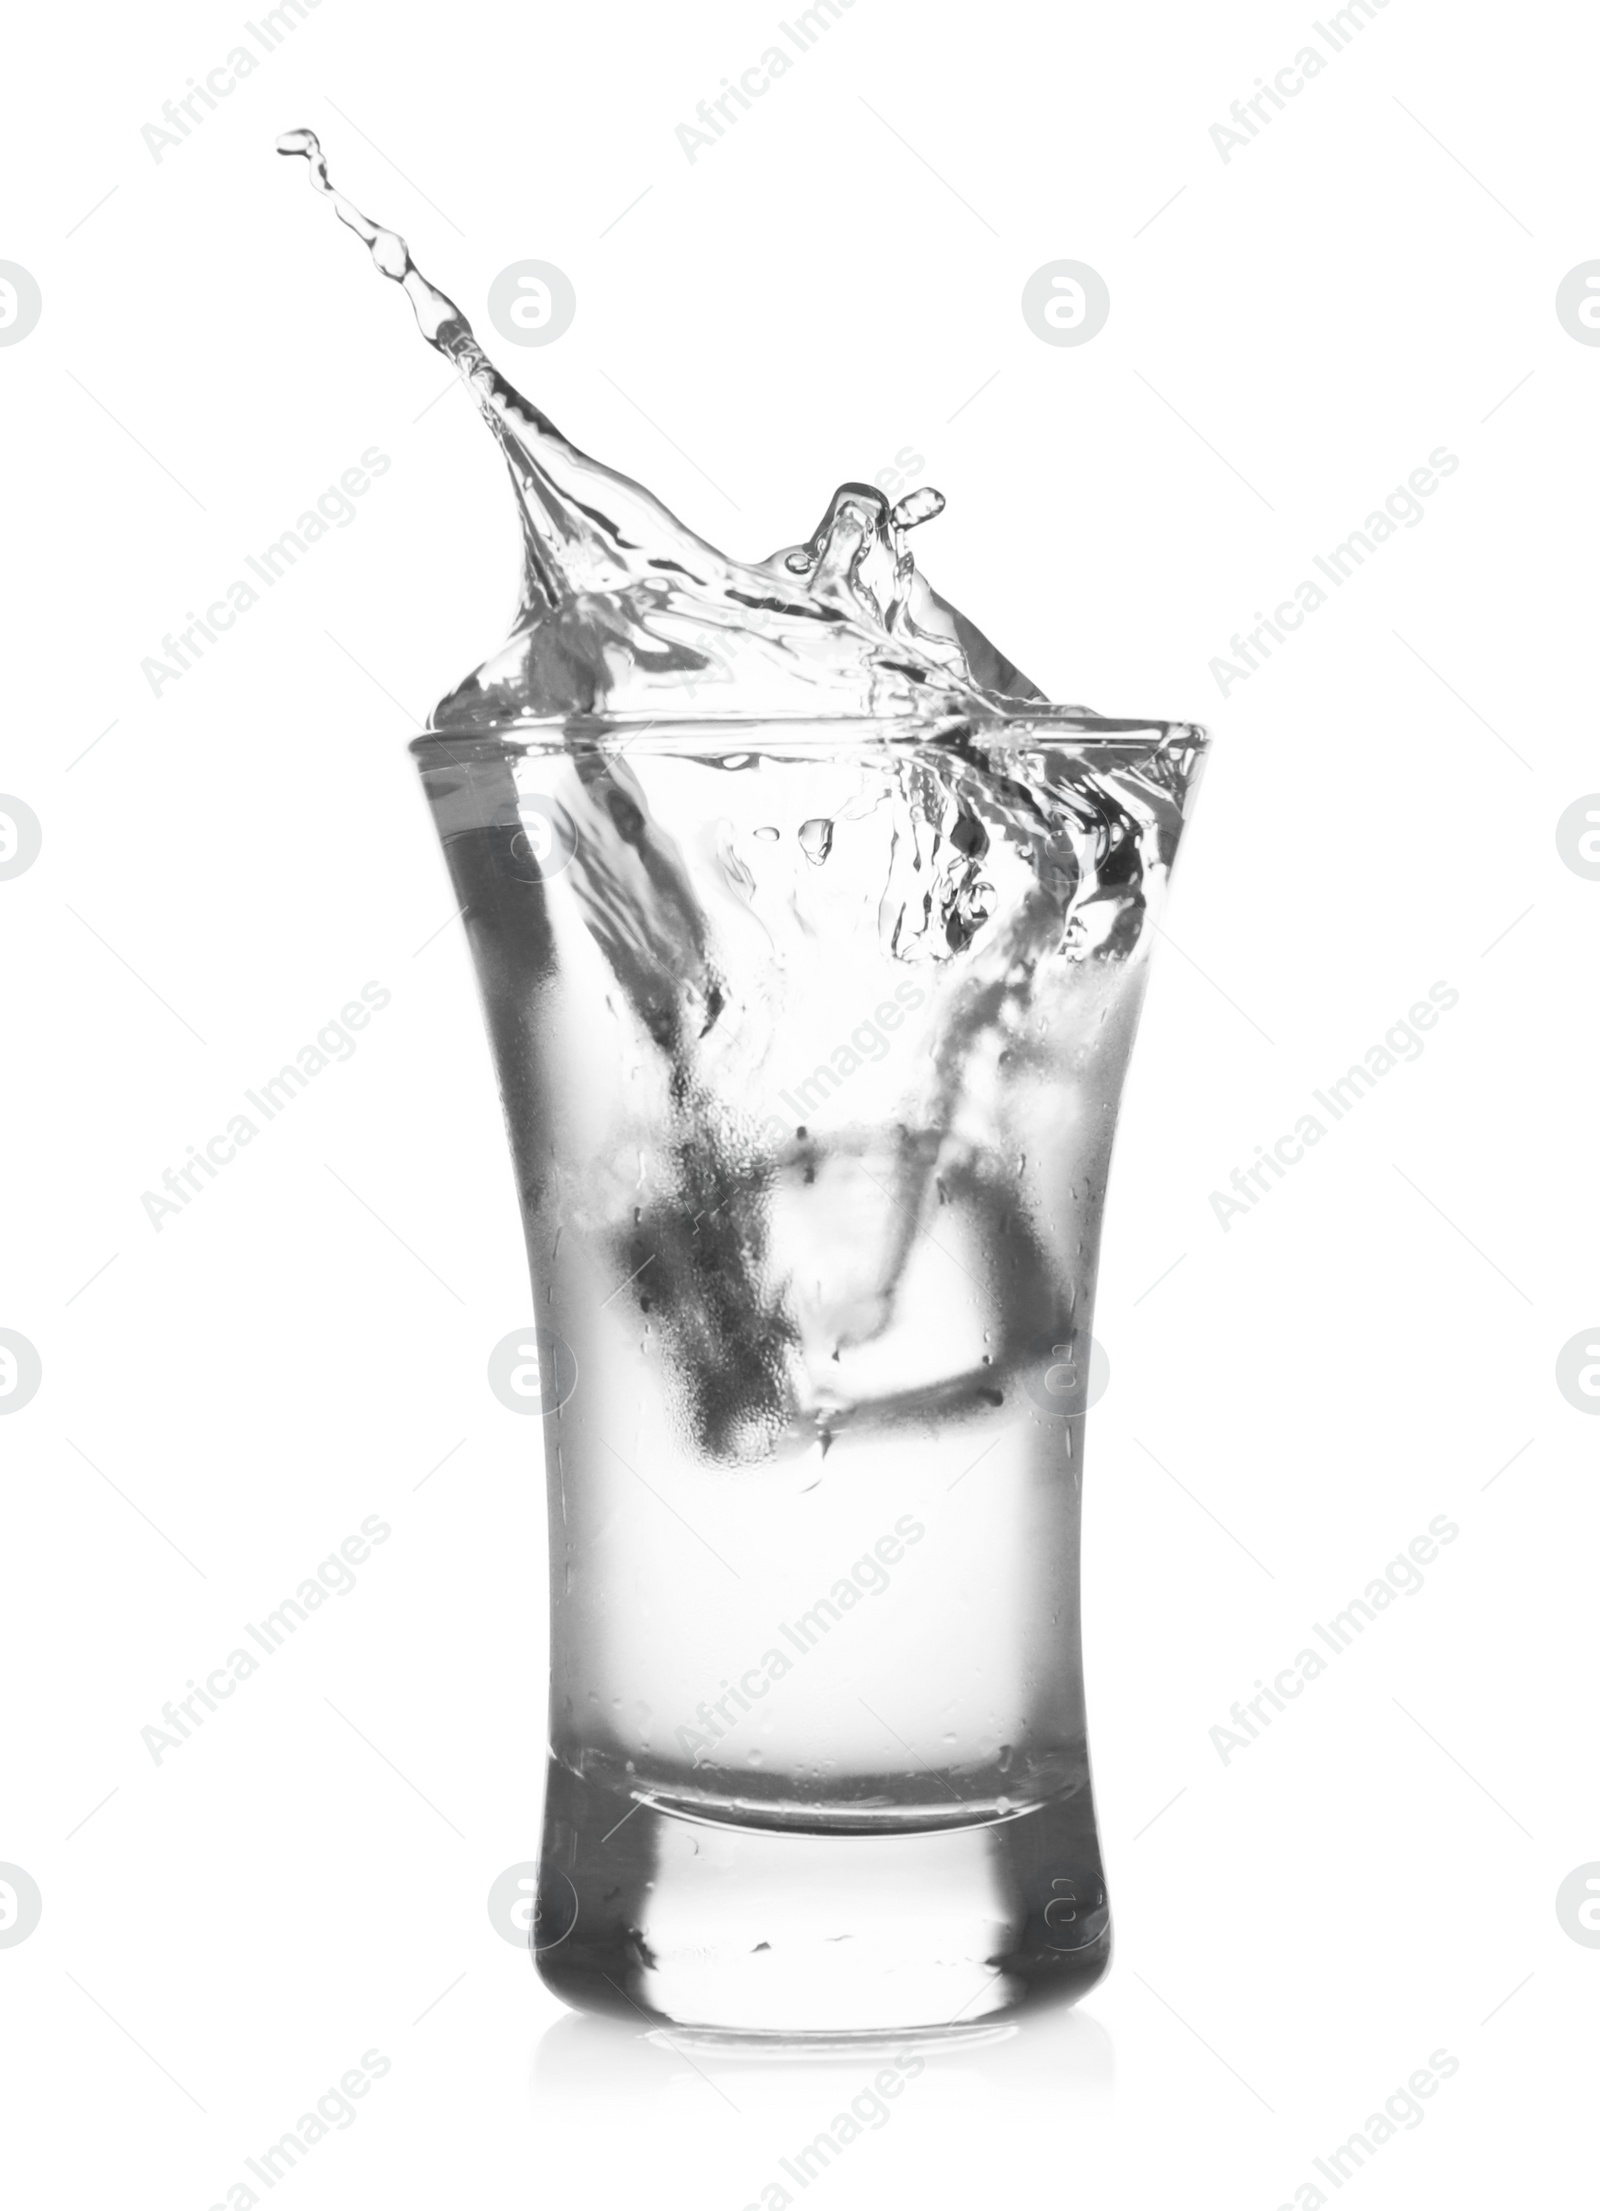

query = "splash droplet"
[{"left": 891, "top": 486, "right": 947, "bottom": 531}]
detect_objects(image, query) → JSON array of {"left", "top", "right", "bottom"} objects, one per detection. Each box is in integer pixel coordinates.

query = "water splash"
[
  {"left": 277, "top": 129, "right": 1049, "bottom": 729},
  {"left": 278, "top": 131, "right": 1206, "bottom": 1472}
]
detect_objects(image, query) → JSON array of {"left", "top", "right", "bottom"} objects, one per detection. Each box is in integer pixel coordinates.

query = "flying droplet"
[{"left": 891, "top": 485, "right": 947, "bottom": 531}]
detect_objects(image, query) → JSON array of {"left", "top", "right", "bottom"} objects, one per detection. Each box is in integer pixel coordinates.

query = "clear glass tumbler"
[{"left": 415, "top": 710, "right": 1207, "bottom": 2033}]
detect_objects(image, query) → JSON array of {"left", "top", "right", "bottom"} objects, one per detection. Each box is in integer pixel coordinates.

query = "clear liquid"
[{"left": 284, "top": 133, "right": 1207, "bottom": 2025}]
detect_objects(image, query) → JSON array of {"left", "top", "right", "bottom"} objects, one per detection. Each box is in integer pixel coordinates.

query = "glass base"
[{"left": 534, "top": 1758, "right": 1111, "bottom": 2034}]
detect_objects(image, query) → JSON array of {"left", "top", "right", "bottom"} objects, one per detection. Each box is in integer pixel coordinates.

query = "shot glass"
[{"left": 416, "top": 710, "right": 1207, "bottom": 2033}]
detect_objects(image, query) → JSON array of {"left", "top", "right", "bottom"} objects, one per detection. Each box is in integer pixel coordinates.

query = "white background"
[{"left": 2, "top": 0, "right": 1595, "bottom": 2203}]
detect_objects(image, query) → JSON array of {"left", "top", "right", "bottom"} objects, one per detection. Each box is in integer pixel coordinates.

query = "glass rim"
[{"left": 409, "top": 711, "right": 1209, "bottom": 759}]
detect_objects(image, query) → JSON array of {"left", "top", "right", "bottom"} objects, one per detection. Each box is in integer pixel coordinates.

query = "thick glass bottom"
[{"left": 534, "top": 1756, "right": 1111, "bottom": 2034}]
